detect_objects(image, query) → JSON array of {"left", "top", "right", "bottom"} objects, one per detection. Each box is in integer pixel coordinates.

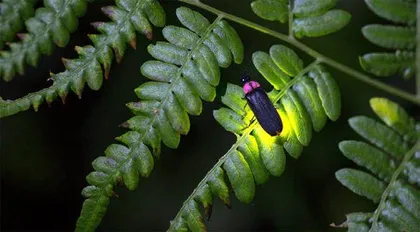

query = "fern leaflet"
[
  {"left": 335, "top": 98, "right": 420, "bottom": 231},
  {"left": 0, "top": 0, "right": 36, "bottom": 49},
  {"left": 0, "top": 0, "right": 90, "bottom": 81},
  {"left": 168, "top": 44, "right": 341, "bottom": 231},
  {"left": 0, "top": 0, "right": 166, "bottom": 119},
  {"left": 76, "top": 7, "right": 243, "bottom": 231},
  {"left": 251, "top": 0, "right": 351, "bottom": 38},
  {"left": 360, "top": 0, "right": 416, "bottom": 79}
]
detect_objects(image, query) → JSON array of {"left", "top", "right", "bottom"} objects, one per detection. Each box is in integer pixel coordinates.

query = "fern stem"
[
  {"left": 416, "top": 0, "right": 420, "bottom": 97},
  {"left": 179, "top": 0, "right": 420, "bottom": 106},
  {"left": 168, "top": 59, "right": 318, "bottom": 230},
  {"left": 370, "top": 139, "right": 420, "bottom": 231},
  {"left": 288, "top": 0, "right": 294, "bottom": 38}
]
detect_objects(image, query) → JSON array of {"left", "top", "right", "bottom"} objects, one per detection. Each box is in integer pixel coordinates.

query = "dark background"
[{"left": 1, "top": 0, "right": 418, "bottom": 231}]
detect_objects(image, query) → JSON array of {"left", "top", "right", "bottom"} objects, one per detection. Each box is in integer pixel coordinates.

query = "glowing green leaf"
[
  {"left": 293, "top": 76, "right": 327, "bottom": 132},
  {"left": 370, "top": 97, "right": 416, "bottom": 136},
  {"left": 223, "top": 151, "right": 255, "bottom": 204},
  {"left": 254, "top": 127, "right": 286, "bottom": 176},
  {"left": 238, "top": 135, "right": 270, "bottom": 184}
]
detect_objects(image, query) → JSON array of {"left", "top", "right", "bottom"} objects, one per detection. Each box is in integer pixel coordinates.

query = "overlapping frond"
[
  {"left": 168, "top": 44, "right": 341, "bottom": 231},
  {"left": 0, "top": 0, "right": 90, "bottom": 81},
  {"left": 251, "top": 0, "right": 351, "bottom": 38},
  {"left": 76, "top": 7, "right": 243, "bottom": 232},
  {"left": 360, "top": 0, "right": 416, "bottom": 79},
  {"left": 0, "top": 0, "right": 166, "bottom": 119},
  {"left": 0, "top": 0, "right": 36, "bottom": 49},
  {"left": 335, "top": 98, "right": 420, "bottom": 231}
]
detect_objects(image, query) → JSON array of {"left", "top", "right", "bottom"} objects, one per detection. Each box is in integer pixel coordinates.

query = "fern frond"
[
  {"left": 0, "top": 0, "right": 90, "bottom": 81},
  {"left": 168, "top": 44, "right": 341, "bottom": 231},
  {"left": 251, "top": 0, "right": 351, "bottom": 38},
  {"left": 76, "top": 7, "right": 243, "bottom": 231},
  {"left": 335, "top": 97, "right": 420, "bottom": 231},
  {"left": 360, "top": 0, "right": 416, "bottom": 79},
  {"left": 0, "top": 0, "right": 36, "bottom": 49},
  {"left": 0, "top": 0, "right": 166, "bottom": 119}
]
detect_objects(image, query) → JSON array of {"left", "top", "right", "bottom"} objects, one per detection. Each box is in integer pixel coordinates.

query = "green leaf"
[
  {"left": 171, "top": 44, "right": 341, "bottom": 232},
  {"left": 251, "top": 0, "right": 288, "bottom": 23},
  {"left": 369, "top": 97, "right": 416, "bottom": 136},
  {"left": 277, "top": 103, "right": 304, "bottom": 158},
  {"left": 213, "top": 108, "right": 247, "bottom": 134},
  {"left": 292, "top": 76, "right": 327, "bottom": 132},
  {"left": 308, "top": 65, "right": 341, "bottom": 121},
  {"left": 252, "top": 51, "right": 291, "bottom": 90},
  {"left": 335, "top": 98, "right": 420, "bottom": 231},
  {"left": 223, "top": 151, "right": 255, "bottom": 204},
  {"left": 349, "top": 116, "right": 409, "bottom": 159},
  {"left": 213, "top": 20, "right": 244, "bottom": 64},
  {"left": 339, "top": 141, "right": 394, "bottom": 181},
  {"left": 77, "top": 7, "right": 243, "bottom": 232},
  {"left": 207, "top": 167, "right": 231, "bottom": 207},
  {"left": 0, "top": 0, "right": 36, "bottom": 49},
  {"left": 336, "top": 168, "right": 386, "bottom": 203},
  {"left": 293, "top": 9, "right": 351, "bottom": 38},
  {"left": 293, "top": 0, "right": 337, "bottom": 17},
  {"left": 254, "top": 127, "right": 286, "bottom": 176},
  {"left": 359, "top": 51, "right": 415, "bottom": 79},
  {"left": 362, "top": 25, "right": 416, "bottom": 50},
  {"left": 176, "top": 7, "right": 210, "bottom": 35},
  {"left": 269, "top": 44, "right": 303, "bottom": 76},
  {"left": 365, "top": 0, "right": 416, "bottom": 25},
  {"left": 342, "top": 212, "right": 373, "bottom": 232},
  {"left": 182, "top": 200, "right": 206, "bottom": 232},
  {"left": 0, "top": 0, "right": 88, "bottom": 82},
  {"left": 281, "top": 90, "right": 312, "bottom": 146},
  {"left": 193, "top": 184, "right": 213, "bottom": 219},
  {"left": 1, "top": 0, "right": 167, "bottom": 118},
  {"left": 238, "top": 135, "right": 270, "bottom": 184}
]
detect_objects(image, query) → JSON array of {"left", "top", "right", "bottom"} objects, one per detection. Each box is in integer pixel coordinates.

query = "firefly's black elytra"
[{"left": 241, "top": 75, "right": 283, "bottom": 136}]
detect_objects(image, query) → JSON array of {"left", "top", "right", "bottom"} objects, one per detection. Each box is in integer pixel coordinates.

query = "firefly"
[{"left": 241, "top": 75, "right": 283, "bottom": 136}]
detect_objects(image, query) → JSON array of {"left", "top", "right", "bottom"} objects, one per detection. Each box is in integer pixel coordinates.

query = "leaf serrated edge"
[{"left": 0, "top": 0, "right": 163, "bottom": 118}]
